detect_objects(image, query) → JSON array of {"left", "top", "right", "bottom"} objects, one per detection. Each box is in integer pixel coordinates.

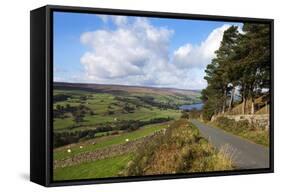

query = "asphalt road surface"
[{"left": 190, "top": 119, "right": 269, "bottom": 169}]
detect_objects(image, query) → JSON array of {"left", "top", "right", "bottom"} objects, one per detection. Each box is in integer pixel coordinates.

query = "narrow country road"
[{"left": 190, "top": 119, "right": 269, "bottom": 169}]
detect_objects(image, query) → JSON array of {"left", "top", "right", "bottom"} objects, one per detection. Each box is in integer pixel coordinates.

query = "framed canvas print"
[{"left": 30, "top": 5, "right": 274, "bottom": 187}]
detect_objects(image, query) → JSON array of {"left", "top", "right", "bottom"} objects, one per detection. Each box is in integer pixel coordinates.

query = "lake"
[{"left": 179, "top": 103, "right": 204, "bottom": 111}]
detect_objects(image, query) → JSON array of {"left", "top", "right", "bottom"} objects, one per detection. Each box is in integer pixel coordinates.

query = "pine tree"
[
  {"left": 237, "top": 23, "right": 270, "bottom": 114},
  {"left": 201, "top": 23, "right": 270, "bottom": 119},
  {"left": 202, "top": 25, "right": 239, "bottom": 119}
]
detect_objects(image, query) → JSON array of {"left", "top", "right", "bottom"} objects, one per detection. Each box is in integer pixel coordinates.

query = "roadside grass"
[
  {"left": 124, "top": 119, "right": 233, "bottom": 176},
  {"left": 188, "top": 143, "right": 235, "bottom": 172},
  {"left": 53, "top": 154, "right": 133, "bottom": 181},
  {"left": 211, "top": 117, "right": 269, "bottom": 147},
  {"left": 54, "top": 122, "right": 171, "bottom": 161}
]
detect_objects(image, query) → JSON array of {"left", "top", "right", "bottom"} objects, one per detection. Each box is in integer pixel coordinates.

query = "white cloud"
[
  {"left": 96, "top": 15, "right": 128, "bottom": 26},
  {"left": 79, "top": 18, "right": 233, "bottom": 90},
  {"left": 112, "top": 16, "right": 127, "bottom": 26},
  {"left": 80, "top": 18, "right": 173, "bottom": 81},
  {"left": 173, "top": 24, "right": 230, "bottom": 69},
  {"left": 201, "top": 24, "right": 231, "bottom": 59},
  {"left": 96, "top": 15, "right": 108, "bottom": 23}
]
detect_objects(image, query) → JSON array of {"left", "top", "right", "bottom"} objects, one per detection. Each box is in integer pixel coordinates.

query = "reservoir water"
[{"left": 179, "top": 103, "right": 204, "bottom": 111}]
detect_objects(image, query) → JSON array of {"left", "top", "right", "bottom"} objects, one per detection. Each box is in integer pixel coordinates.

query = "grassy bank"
[
  {"left": 211, "top": 117, "right": 269, "bottom": 146},
  {"left": 124, "top": 119, "right": 233, "bottom": 176}
]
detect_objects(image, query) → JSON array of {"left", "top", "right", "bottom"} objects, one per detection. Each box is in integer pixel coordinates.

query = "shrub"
[
  {"left": 107, "top": 110, "right": 115, "bottom": 115},
  {"left": 189, "top": 109, "right": 201, "bottom": 119},
  {"left": 202, "top": 102, "right": 216, "bottom": 121},
  {"left": 53, "top": 94, "right": 70, "bottom": 103},
  {"left": 53, "top": 129, "right": 99, "bottom": 148},
  {"left": 181, "top": 111, "right": 189, "bottom": 119}
]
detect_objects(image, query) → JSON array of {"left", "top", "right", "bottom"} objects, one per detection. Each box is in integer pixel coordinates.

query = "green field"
[
  {"left": 53, "top": 91, "right": 182, "bottom": 131},
  {"left": 54, "top": 154, "right": 133, "bottom": 180},
  {"left": 52, "top": 83, "right": 201, "bottom": 181},
  {"left": 54, "top": 122, "right": 170, "bottom": 160}
]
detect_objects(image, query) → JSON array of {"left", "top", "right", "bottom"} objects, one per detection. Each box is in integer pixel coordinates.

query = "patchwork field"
[{"left": 53, "top": 82, "right": 226, "bottom": 180}]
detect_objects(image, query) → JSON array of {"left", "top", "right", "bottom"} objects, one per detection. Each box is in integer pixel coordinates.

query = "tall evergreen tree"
[
  {"left": 201, "top": 26, "right": 239, "bottom": 119},
  {"left": 237, "top": 23, "right": 270, "bottom": 114},
  {"left": 201, "top": 23, "right": 270, "bottom": 119}
]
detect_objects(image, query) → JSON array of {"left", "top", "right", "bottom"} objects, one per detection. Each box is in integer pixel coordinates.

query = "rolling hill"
[{"left": 53, "top": 82, "right": 201, "bottom": 98}]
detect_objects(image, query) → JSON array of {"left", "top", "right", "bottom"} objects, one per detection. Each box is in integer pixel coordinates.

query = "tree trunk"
[
  {"left": 228, "top": 86, "right": 235, "bottom": 112},
  {"left": 249, "top": 83, "right": 255, "bottom": 115},
  {"left": 222, "top": 88, "right": 227, "bottom": 114},
  {"left": 242, "top": 93, "right": 246, "bottom": 115},
  {"left": 251, "top": 96, "right": 255, "bottom": 114}
]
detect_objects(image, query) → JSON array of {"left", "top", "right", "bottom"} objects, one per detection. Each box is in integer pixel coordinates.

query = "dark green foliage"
[
  {"left": 189, "top": 109, "right": 201, "bottom": 119},
  {"left": 95, "top": 124, "right": 114, "bottom": 133},
  {"left": 73, "top": 110, "right": 85, "bottom": 123},
  {"left": 115, "top": 96, "right": 143, "bottom": 108},
  {"left": 181, "top": 111, "right": 189, "bottom": 119},
  {"left": 115, "top": 117, "right": 172, "bottom": 132},
  {"left": 53, "top": 104, "right": 91, "bottom": 121},
  {"left": 80, "top": 96, "right": 87, "bottom": 101},
  {"left": 53, "top": 94, "right": 70, "bottom": 103},
  {"left": 202, "top": 26, "right": 240, "bottom": 118},
  {"left": 53, "top": 124, "right": 114, "bottom": 147},
  {"left": 122, "top": 104, "right": 135, "bottom": 113},
  {"left": 136, "top": 96, "right": 178, "bottom": 110},
  {"left": 107, "top": 110, "right": 115, "bottom": 115},
  {"left": 202, "top": 23, "right": 270, "bottom": 118},
  {"left": 53, "top": 129, "right": 97, "bottom": 148}
]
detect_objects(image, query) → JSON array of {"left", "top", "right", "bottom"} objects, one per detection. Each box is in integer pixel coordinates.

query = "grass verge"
[
  {"left": 124, "top": 119, "right": 233, "bottom": 176},
  {"left": 211, "top": 116, "right": 269, "bottom": 146}
]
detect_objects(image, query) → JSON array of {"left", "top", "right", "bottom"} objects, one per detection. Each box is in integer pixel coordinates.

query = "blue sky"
[{"left": 54, "top": 11, "right": 242, "bottom": 90}]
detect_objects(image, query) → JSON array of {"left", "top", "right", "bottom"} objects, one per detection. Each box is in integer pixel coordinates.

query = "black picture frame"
[{"left": 30, "top": 4, "right": 274, "bottom": 187}]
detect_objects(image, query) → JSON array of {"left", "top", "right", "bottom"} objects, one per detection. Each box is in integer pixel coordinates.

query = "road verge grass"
[
  {"left": 123, "top": 119, "right": 233, "bottom": 176},
  {"left": 211, "top": 117, "right": 269, "bottom": 147}
]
